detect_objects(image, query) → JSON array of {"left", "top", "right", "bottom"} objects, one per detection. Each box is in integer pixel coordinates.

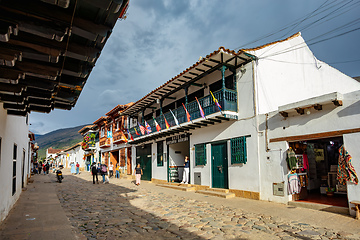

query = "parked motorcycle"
[{"left": 56, "top": 169, "right": 64, "bottom": 183}]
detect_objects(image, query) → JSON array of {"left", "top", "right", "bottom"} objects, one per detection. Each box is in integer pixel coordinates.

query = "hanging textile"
[
  {"left": 286, "top": 148, "right": 297, "bottom": 170},
  {"left": 288, "top": 173, "right": 301, "bottom": 195},
  {"left": 337, "top": 145, "right": 358, "bottom": 185},
  {"left": 302, "top": 154, "right": 309, "bottom": 171}
]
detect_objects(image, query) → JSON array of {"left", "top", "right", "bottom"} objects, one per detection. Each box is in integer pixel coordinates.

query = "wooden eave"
[
  {"left": 121, "top": 47, "right": 255, "bottom": 117},
  {"left": 0, "top": 0, "right": 130, "bottom": 116}
]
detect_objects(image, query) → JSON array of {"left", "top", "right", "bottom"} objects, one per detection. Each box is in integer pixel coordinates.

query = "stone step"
[
  {"left": 206, "top": 188, "right": 230, "bottom": 193},
  {"left": 196, "top": 189, "right": 235, "bottom": 199},
  {"left": 157, "top": 184, "right": 196, "bottom": 192}
]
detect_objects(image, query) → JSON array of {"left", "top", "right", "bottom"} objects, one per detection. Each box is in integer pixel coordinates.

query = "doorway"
[
  {"left": 211, "top": 142, "right": 228, "bottom": 189},
  {"left": 136, "top": 144, "right": 152, "bottom": 181},
  {"left": 167, "top": 140, "right": 190, "bottom": 183}
]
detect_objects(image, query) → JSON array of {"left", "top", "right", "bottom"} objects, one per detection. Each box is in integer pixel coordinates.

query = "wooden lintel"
[
  {"left": 314, "top": 104, "right": 322, "bottom": 111},
  {"left": 279, "top": 111, "right": 288, "bottom": 118},
  {"left": 270, "top": 128, "right": 360, "bottom": 143},
  {"left": 295, "top": 108, "right": 304, "bottom": 115},
  {"left": 333, "top": 100, "right": 343, "bottom": 106}
]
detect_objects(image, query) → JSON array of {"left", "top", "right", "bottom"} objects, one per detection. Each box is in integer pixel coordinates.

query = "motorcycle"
[{"left": 56, "top": 169, "right": 64, "bottom": 183}]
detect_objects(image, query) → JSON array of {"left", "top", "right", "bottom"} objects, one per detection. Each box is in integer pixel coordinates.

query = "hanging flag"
[
  {"left": 170, "top": 109, "right": 179, "bottom": 126},
  {"left": 153, "top": 117, "right": 161, "bottom": 132},
  {"left": 163, "top": 114, "right": 170, "bottom": 129},
  {"left": 134, "top": 127, "right": 140, "bottom": 135},
  {"left": 138, "top": 123, "right": 146, "bottom": 135},
  {"left": 195, "top": 97, "right": 206, "bottom": 119},
  {"left": 210, "top": 91, "right": 222, "bottom": 111},
  {"left": 127, "top": 129, "right": 134, "bottom": 141},
  {"left": 182, "top": 103, "right": 191, "bottom": 122},
  {"left": 123, "top": 132, "right": 128, "bottom": 143},
  {"left": 145, "top": 120, "right": 152, "bottom": 134}
]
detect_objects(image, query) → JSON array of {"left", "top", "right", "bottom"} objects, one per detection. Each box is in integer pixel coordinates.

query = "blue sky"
[{"left": 30, "top": 0, "right": 360, "bottom": 134}]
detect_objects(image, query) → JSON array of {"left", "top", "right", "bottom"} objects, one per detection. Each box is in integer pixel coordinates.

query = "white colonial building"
[{"left": 119, "top": 32, "right": 360, "bottom": 216}]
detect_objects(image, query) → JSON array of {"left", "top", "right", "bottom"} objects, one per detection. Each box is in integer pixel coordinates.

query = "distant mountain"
[{"left": 35, "top": 124, "right": 89, "bottom": 159}]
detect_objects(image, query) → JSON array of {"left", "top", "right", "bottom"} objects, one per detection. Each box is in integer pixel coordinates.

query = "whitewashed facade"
[
  {"left": 0, "top": 103, "right": 32, "bottom": 222},
  {"left": 120, "top": 33, "right": 360, "bottom": 216}
]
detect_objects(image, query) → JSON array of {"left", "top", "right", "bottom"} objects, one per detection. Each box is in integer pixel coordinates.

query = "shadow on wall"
[
  {"left": 337, "top": 100, "right": 360, "bottom": 118},
  {"left": 55, "top": 174, "right": 206, "bottom": 239}
]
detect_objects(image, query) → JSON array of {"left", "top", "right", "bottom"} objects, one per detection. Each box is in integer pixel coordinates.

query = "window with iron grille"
[
  {"left": 195, "top": 144, "right": 206, "bottom": 166},
  {"left": 157, "top": 141, "right": 164, "bottom": 166},
  {"left": 231, "top": 136, "right": 247, "bottom": 164}
]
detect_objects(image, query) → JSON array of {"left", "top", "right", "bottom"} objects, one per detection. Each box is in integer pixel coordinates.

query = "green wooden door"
[
  {"left": 136, "top": 145, "right": 152, "bottom": 181},
  {"left": 211, "top": 142, "right": 228, "bottom": 189}
]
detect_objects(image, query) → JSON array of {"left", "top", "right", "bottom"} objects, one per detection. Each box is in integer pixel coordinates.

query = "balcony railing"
[
  {"left": 99, "top": 137, "right": 111, "bottom": 147},
  {"left": 113, "top": 131, "right": 127, "bottom": 144},
  {"left": 129, "top": 88, "right": 237, "bottom": 140}
]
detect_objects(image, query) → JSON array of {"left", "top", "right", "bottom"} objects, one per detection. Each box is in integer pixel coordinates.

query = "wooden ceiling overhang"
[
  {"left": 0, "top": 0, "right": 129, "bottom": 116},
  {"left": 120, "top": 47, "right": 256, "bottom": 117}
]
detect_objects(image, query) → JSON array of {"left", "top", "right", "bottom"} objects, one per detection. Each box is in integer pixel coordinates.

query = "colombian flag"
[
  {"left": 163, "top": 114, "right": 170, "bottom": 129},
  {"left": 134, "top": 128, "right": 140, "bottom": 135}
]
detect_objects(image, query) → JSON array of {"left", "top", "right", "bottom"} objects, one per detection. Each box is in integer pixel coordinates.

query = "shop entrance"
[
  {"left": 166, "top": 134, "right": 190, "bottom": 183},
  {"left": 211, "top": 142, "right": 228, "bottom": 189},
  {"left": 110, "top": 150, "right": 119, "bottom": 167},
  {"left": 289, "top": 137, "right": 348, "bottom": 208},
  {"left": 136, "top": 144, "right": 152, "bottom": 181}
]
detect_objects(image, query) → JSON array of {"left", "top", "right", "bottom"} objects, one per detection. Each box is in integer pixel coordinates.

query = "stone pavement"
[
  {"left": 0, "top": 173, "right": 82, "bottom": 240},
  {"left": 1, "top": 169, "right": 360, "bottom": 240}
]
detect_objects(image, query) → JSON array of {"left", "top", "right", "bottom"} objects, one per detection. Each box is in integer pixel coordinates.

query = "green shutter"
[
  {"left": 231, "top": 136, "right": 247, "bottom": 164},
  {"left": 195, "top": 144, "right": 206, "bottom": 166}
]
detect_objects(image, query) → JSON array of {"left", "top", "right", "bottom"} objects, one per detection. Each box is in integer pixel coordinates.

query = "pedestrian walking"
[
  {"left": 76, "top": 162, "right": 80, "bottom": 174},
  {"left": 43, "top": 162, "right": 46, "bottom": 175},
  {"left": 45, "top": 162, "right": 50, "bottom": 174},
  {"left": 134, "top": 163, "right": 143, "bottom": 186},
  {"left": 70, "top": 162, "right": 76, "bottom": 174},
  {"left": 91, "top": 162, "right": 99, "bottom": 184},
  {"left": 109, "top": 162, "right": 114, "bottom": 178},
  {"left": 180, "top": 156, "right": 190, "bottom": 184},
  {"left": 38, "top": 161, "right": 42, "bottom": 174},
  {"left": 100, "top": 163, "right": 108, "bottom": 183},
  {"left": 115, "top": 163, "right": 120, "bottom": 178}
]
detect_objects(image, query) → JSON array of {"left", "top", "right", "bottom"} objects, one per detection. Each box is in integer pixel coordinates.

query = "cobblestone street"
[{"left": 55, "top": 170, "right": 360, "bottom": 240}]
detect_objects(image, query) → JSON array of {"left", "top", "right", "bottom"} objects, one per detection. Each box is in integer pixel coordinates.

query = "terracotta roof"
[
  {"left": 241, "top": 32, "right": 301, "bottom": 52},
  {"left": 105, "top": 102, "right": 134, "bottom": 116},
  {"left": 93, "top": 116, "right": 109, "bottom": 125},
  {"left": 121, "top": 47, "right": 255, "bottom": 116},
  {"left": 47, "top": 147, "right": 62, "bottom": 154},
  {"left": 78, "top": 125, "right": 97, "bottom": 134}
]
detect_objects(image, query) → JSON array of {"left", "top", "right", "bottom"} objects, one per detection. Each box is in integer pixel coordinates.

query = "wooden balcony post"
[{"left": 221, "top": 65, "right": 227, "bottom": 101}]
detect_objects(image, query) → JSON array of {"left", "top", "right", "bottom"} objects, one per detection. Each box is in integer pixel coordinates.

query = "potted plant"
[{"left": 326, "top": 187, "right": 335, "bottom": 197}]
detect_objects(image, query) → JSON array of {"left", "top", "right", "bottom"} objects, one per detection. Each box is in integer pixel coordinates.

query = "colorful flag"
[
  {"left": 153, "top": 117, "right": 161, "bottom": 132},
  {"left": 163, "top": 114, "right": 170, "bottom": 129},
  {"left": 138, "top": 123, "right": 146, "bottom": 135},
  {"left": 145, "top": 120, "right": 152, "bottom": 134},
  {"left": 182, "top": 103, "right": 191, "bottom": 122},
  {"left": 210, "top": 91, "right": 222, "bottom": 110},
  {"left": 195, "top": 97, "right": 205, "bottom": 119},
  {"left": 170, "top": 109, "right": 179, "bottom": 126},
  {"left": 127, "top": 129, "right": 134, "bottom": 141},
  {"left": 134, "top": 127, "right": 140, "bottom": 135},
  {"left": 123, "top": 132, "right": 128, "bottom": 143}
]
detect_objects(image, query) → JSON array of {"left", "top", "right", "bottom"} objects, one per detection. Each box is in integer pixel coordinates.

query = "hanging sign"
[{"left": 166, "top": 134, "right": 189, "bottom": 145}]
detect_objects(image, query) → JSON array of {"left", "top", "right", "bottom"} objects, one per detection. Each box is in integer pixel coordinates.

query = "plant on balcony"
[{"left": 81, "top": 133, "right": 96, "bottom": 150}]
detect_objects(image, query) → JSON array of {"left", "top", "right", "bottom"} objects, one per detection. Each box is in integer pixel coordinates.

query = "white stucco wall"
[
  {"left": 246, "top": 34, "right": 360, "bottom": 115},
  {"left": 190, "top": 118, "right": 260, "bottom": 192},
  {"left": 0, "top": 104, "right": 30, "bottom": 222},
  {"left": 263, "top": 90, "right": 360, "bottom": 213}
]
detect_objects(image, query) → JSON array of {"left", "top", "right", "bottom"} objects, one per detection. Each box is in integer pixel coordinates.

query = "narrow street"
[{"left": 1, "top": 169, "right": 359, "bottom": 240}]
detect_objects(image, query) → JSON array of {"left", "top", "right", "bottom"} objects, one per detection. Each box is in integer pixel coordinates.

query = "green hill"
[{"left": 35, "top": 124, "right": 89, "bottom": 159}]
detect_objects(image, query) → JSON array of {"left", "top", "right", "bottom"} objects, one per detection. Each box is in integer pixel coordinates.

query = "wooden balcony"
[
  {"left": 113, "top": 131, "right": 127, "bottom": 144},
  {"left": 99, "top": 137, "right": 111, "bottom": 148}
]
